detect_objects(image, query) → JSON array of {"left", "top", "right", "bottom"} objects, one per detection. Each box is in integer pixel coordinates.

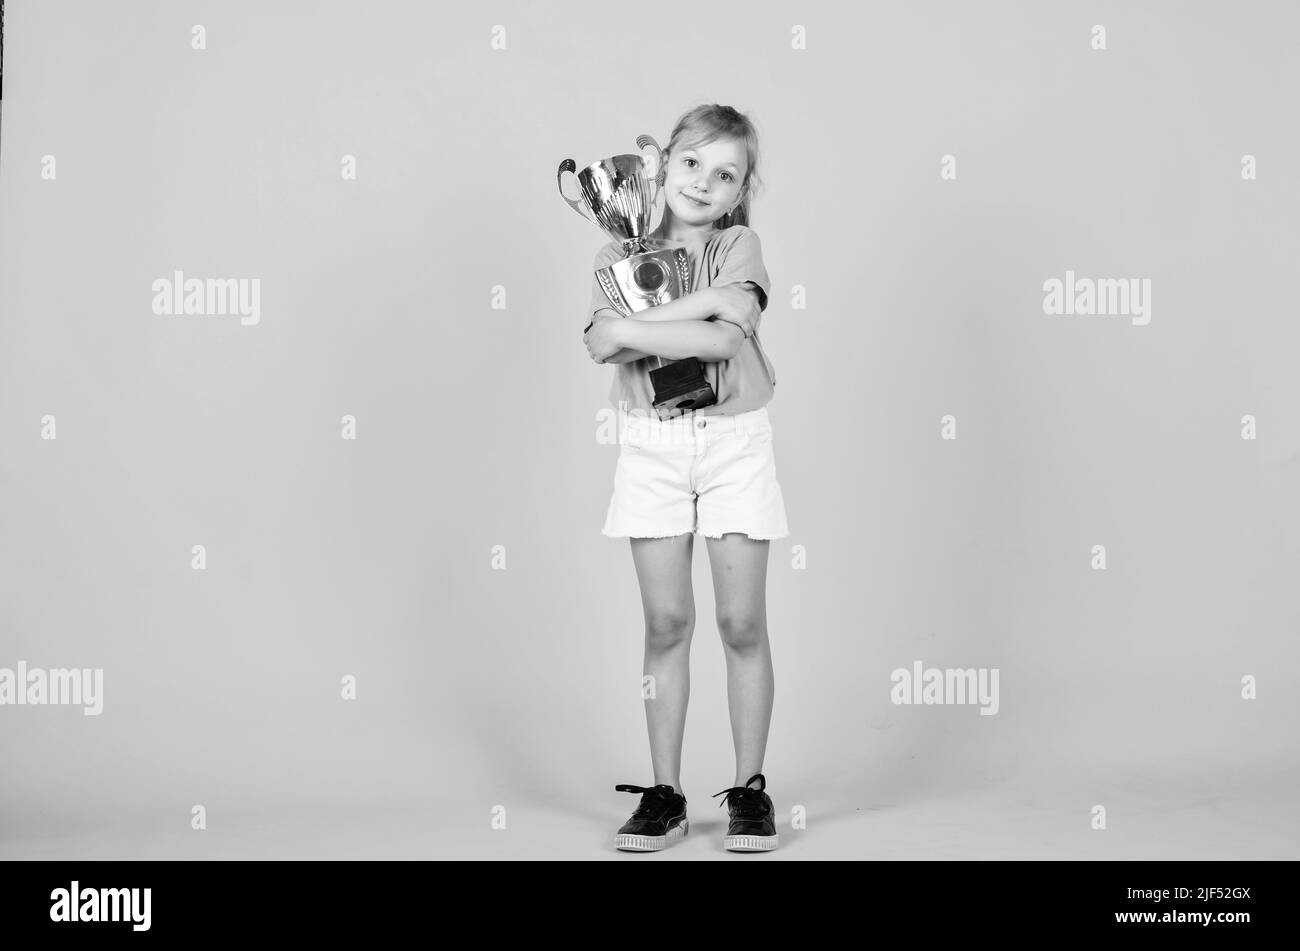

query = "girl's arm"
[
  {"left": 614, "top": 316, "right": 743, "bottom": 362},
  {"left": 602, "top": 347, "right": 654, "bottom": 364},
  {"left": 592, "top": 285, "right": 743, "bottom": 361},
  {"left": 594, "top": 288, "right": 720, "bottom": 325}
]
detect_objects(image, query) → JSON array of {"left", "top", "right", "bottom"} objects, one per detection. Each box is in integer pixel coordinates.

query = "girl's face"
[{"left": 661, "top": 137, "right": 748, "bottom": 226}]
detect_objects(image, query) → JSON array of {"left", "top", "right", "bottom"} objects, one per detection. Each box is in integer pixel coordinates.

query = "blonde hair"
[{"left": 655, "top": 103, "right": 763, "bottom": 229}]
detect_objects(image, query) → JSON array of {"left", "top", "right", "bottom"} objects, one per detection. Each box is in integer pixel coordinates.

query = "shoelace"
[
  {"left": 615, "top": 783, "right": 679, "bottom": 820},
  {"left": 711, "top": 773, "right": 768, "bottom": 819}
]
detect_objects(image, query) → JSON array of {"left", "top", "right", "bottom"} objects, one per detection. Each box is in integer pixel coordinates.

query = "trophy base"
[{"left": 650, "top": 358, "right": 717, "bottom": 421}]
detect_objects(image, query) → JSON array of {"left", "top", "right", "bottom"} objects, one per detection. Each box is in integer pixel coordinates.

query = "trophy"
[{"left": 558, "top": 134, "right": 717, "bottom": 421}]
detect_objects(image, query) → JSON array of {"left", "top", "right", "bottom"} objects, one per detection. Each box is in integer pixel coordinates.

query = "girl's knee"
[
  {"left": 717, "top": 613, "right": 765, "bottom": 651},
  {"left": 644, "top": 610, "right": 694, "bottom": 650}
]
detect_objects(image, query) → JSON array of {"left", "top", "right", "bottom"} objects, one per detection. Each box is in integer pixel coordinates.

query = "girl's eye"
[{"left": 684, "top": 158, "right": 733, "bottom": 183}]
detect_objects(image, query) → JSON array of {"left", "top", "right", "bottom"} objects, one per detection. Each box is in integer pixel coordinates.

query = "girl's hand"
[
  {"left": 583, "top": 314, "right": 624, "bottom": 363},
  {"left": 710, "top": 284, "right": 762, "bottom": 338}
]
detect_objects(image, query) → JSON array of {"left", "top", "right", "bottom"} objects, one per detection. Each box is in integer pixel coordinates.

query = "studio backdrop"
[{"left": 0, "top": 0, "right": 1296, "bottom": 859}]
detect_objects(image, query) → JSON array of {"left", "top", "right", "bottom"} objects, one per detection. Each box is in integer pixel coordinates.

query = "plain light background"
[{"left": 1, "top": 0, "right": 1297, "bottom": 859}]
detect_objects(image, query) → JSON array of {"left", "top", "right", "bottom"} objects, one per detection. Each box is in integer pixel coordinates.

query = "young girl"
[{"left": 581, "top": 104, "right": 788, "bottom": 853}]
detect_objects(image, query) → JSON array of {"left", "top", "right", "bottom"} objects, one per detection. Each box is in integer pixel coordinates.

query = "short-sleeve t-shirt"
[{"left": 588, "top": 224, "right": 777, "bottom": 417}]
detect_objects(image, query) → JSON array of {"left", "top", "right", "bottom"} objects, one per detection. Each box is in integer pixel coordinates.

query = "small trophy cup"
[{"left": 558, "top": 134, "right": 717, "bottom": 421}]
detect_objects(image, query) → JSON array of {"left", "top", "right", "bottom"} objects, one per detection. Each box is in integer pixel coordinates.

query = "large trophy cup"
[{"left": 558, "top": 134, "right": 717, "bottom": 421}]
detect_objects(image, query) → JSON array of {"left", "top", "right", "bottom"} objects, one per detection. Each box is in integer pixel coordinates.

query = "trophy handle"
[
  {"left": 636, "top": 134, "right": 664, "bottom": 207},
  {"left": 556, "top": 159, "right": 597, "bottom": 225}
]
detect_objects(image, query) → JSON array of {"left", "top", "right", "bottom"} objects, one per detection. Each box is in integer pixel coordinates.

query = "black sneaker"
[
  {"left": 711, "top": 773, "right": 778, "bottom": 852},
  {"left": 614, "top": 783, "right": 689, "bottom": 851}
]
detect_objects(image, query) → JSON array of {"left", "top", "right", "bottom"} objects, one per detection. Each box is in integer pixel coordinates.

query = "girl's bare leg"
[
  {"left": 629, "top": 533, "right": 696, "bottom": 795},
  {"left": 704, "top": 533, "right": 773, "bottom": 788}
]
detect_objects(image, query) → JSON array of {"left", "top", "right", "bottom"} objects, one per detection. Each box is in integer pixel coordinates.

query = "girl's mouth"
[{"left": 682, "top": 193, "right": 710, "bottom": 207}]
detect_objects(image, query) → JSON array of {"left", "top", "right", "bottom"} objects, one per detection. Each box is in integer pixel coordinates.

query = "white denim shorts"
[{"left": 602, "top": 405, "right": 790, "bottom": 540}]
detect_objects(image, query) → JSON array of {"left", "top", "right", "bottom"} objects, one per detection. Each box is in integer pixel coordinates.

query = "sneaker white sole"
[
  {"left": 724, "top": 833, "right": 778, "bottom": 852},
  {"left": 615, "top": 818, "right": 689, "bottom": 851}
]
